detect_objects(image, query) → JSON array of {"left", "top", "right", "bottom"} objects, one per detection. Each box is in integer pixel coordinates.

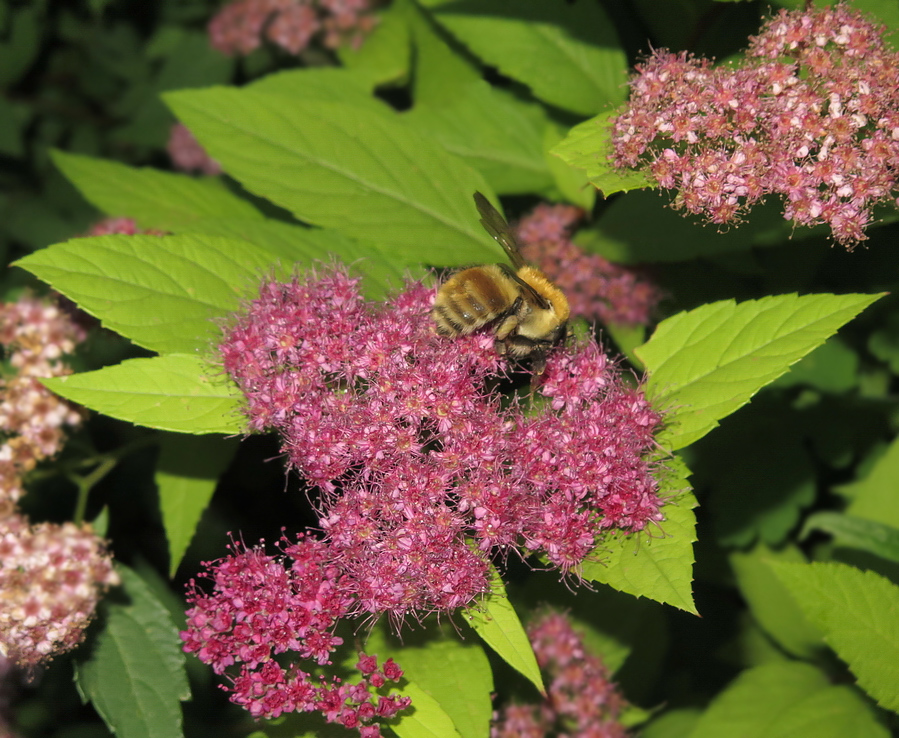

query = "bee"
[{"left": 431, "top": 192, "right": 570, "bottom": 372}]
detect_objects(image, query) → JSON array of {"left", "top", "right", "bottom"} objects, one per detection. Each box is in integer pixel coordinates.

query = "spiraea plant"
[{"left": 3, "top": 2, "right": 899, "bottom": 738}]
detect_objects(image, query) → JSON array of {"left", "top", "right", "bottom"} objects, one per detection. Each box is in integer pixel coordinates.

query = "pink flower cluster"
[
  {"left": 491, "top": 612, "right": 629, "bottom": 738},
  {"left": 191, "top": 265, "right": 662, "bottom": 727},
  {"left": 220, "top": 265, "right": 662, "bottom": 608},
  {"left": 209, "top": 0, "right": 378, "bottom": 57},
  {"left": 611, "top": 5, "right": 899, "bottom": 246},
  {"left": 0, "top": 297, "right": 85, "bottom": 515},
  {"left": 0, "top": 515, "right": 118, "bottom": 670},
  {"left": 85, "top": 217, "right": 164, "bottom": 237},
  {"left": 182, "top": 535, "right": 409, "bottom": 734},
  {"left": 516, "top": 204, "right": 662, "bottom": 326},
  {"left": 166, "top": 123, "right": 222, "bottom": 176}
]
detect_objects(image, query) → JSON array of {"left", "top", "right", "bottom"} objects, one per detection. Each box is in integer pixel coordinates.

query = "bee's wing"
[
  {"left": 498, "top": 264, "right": 551, "bottom": 311},
  {"left": 474, "top": 192, "right": 525, "bottom": 270}
]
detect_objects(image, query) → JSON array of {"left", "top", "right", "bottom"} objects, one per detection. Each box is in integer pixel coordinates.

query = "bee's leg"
[{"left": 494, "top": 314, "right": 520, "bottom": 341}]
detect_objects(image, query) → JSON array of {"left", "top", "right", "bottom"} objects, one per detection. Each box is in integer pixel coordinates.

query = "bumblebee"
[{"left": 431, "top": 192, "right": 570, "bottom": 372}]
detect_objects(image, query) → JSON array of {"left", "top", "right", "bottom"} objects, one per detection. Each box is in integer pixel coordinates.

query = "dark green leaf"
[
  {"left": 422, "top": 0, "right": 627, "bottom": 115},
  {"left": 75, "top": 565, "right": 189, "bottom": 738},
  {"left": 157, "top": 434, "right": 240, "bottom": 577}
]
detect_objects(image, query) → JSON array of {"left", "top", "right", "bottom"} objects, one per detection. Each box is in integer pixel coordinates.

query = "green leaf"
[
  {"left": 582, "top": 456, "right": 697, "bottom": 613},
  {"left": 366, "top": 628, "right": 492, "bottom": 738},
  {"left": 248, "top": 68, "right": 395, "bottom": 114},
  {"left": 51, "top": 151, "right": 262, "bottom": 231},
  {"left": 173, "top": 217, "right": 417, "bottom": 299},
  {"left": 729, "top": 545, "right": 823, "bottom": 659},
  {"left": 770, "top": 561, "right": 899, "bottom": 714},
  {"left": 75, "top": 565, "right": 189, "bottom": 738},
  {"left": 641, "top": 709, "right": 701, "bottom": 738},
  {"left": 842, "top": 435, "right": 899, "bottom": 530},
  {"left": 695, "top": 398, "right": 816, "bottom": 547},
  {"left": 389, "top": 680, "right": 464, "bottom": 738},
  {"left": 404, "top": 81, "right": 552, "bottom": 195},
  {"left": 337, "top": 1, "right": 412, "bottom": 85},
  {"left": 550, "top": 111, "right": 653, "bottom": 196},
  {"left": 543, "top": 122, "right": 596, "bottom": 210},
  {"left": 802, "top": 513, "right": 899, "bottom": 565},
  {"left": 404, "top": 0, "right": 482, "bottom": 106},
  {"left": 14, "top": 233, "right": 282, "bottom": 355},
  {"left": 42, "top": 355, "right": 243, "bottom": 435},
  {"left": 637, "top": 293, "right": 884, "bottom": 450},
  {"left": 157, "top": 434, "right": 240, "bottom": 578},
  {"left": 466, "top": 565, "right": 544, "bottom": 694},
  {"left": 687, "top": 662, "right": 888, "bottom": 738},
  {"left": 164, "top": 88, "right": 500, "bottom": 266},
  {"left": 422, "top": 0, "right": 627, "bottom": 115}
]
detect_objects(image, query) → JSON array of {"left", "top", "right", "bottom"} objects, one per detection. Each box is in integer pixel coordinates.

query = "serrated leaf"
[
  {"left": 157, "top": 434, "right": 240, "bottom": 578},
  {"left": 75, "top": 565, "right": 189, "bottom": 738},
  {"left": 404, "top": 80, "right": 552, "bottom": 195},
  {"left": 422, "top": 0, "right": 627, "bottom": 115},
  {"left": 42, "top": 355, "right": 243, "bottom": 435},
  {"left": 583, "top": 456, "right": 697, "bottom": 613},
  {"left": 688, "top": 662, "right": 888, "bottom": 738},
  {"left": 51, "top": 150, "right": 262, "bottom": 230},
  {"left": 729, "top": 545, "right": 823, "bottom": 659},
  {"left": 164, "top": 88, "right": 500, "bottom": 266},
  {"left": 770, "top": 561, "right": 899, "bottom": 714},
  {"left": 15, "top": 233, "right": 281, "bottom": 355},
  {"left": 465, "top": 565, "right": 544, "bottom": 694},
  {"left": 637, "top": 293, "right": 884, "bottom": 451},
  {"left": 550, "top": 111, "right": 653, "bottom": 196},
  {"left": 389, "top": 680, "right": 464, "bottom": 738}
]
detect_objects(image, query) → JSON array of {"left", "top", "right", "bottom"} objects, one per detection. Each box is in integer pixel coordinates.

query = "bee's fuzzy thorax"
[{"left": 518, "top": 266, "right": 571, "bottom": 322}]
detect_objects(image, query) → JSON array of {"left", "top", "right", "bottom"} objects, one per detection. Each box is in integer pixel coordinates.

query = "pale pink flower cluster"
[
  {"left": 516, "top": 204, "right": 662, "bottom": 326},
  {"left": 209, "top": 0, "right": 377, "bottom": 56},
  {"left": 491, "top": 612, "right": 629, "bottom": 738},
  {"left": 0, "top": 516, "right": 118, "bottom": 670},
  {"left": 611, "top": 5, "right": 899, "bottom": 246},
  {"left": 166, "top": 123, "right": 222, "bottom": 176},
  {"left": 0, "top": 297, "right": 118, "bottom": 669},
  {"left": 0, "top": 297, "right": 85, "bottom": 514}
]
